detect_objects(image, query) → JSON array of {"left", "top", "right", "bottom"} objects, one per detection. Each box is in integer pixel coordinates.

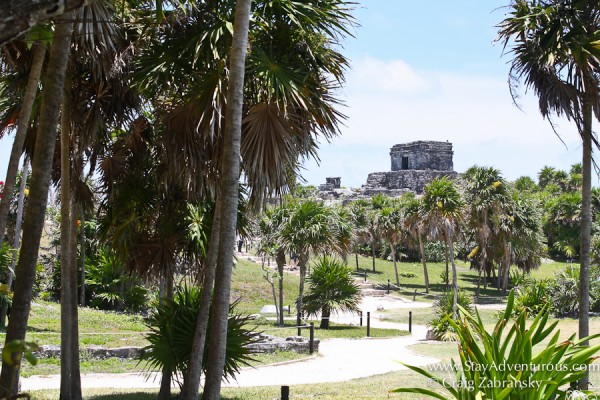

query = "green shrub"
[
  {"left": 142, "top": 285, "right": 260, "bottom": 387},
  {"left": 428, "top": 290, "right": 473, "bottom": 341},
  {"left": 85, "top": 247, "right": 149, "bottom": 312},
  {"left": 549, "top": 265, "right": 600, "bottom": 316},
  {"left": 393, "top": 291, "right": 600, "bottom": 399},
  {"left": 514, "top": 278, "right": 551, "bottom": 316},
  {"left": 425, "top": 241, "right": 446, "bottom": 262}
]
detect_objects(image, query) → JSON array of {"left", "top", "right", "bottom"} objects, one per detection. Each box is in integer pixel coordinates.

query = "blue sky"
[
  {"left": 0, "top": 1, "right": 587, "bottom": 187},
  {"left": 300, "top": 0, "right": 585, "bottom": 188}
]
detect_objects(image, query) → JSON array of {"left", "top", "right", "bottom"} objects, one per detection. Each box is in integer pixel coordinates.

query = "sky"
[
  {"left": 299, "top": 0, "right": 586, "bottom": 189},
  {"left": 0, "top": 1, "right": 588, "bottom": 187}
]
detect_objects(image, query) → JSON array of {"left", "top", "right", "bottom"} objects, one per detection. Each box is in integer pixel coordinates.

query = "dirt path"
[{"left": 22, "top": 296, "right": 438, "bottom": 391}]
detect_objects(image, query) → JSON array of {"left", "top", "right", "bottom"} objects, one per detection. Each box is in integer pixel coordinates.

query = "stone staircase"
[{"left": 355, "top": 279, "right": 387, "bottom": 297}]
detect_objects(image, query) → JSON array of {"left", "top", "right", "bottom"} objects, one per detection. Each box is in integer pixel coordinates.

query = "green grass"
[
  {"left": 348, "top": 254, "right": 569, "bottom": 304},
  {"left": 231, "top": 258, "right": 300, "bottom": 314}
]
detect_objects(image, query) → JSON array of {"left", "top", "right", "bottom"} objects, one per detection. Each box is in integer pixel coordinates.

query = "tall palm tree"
[
  {"left": 201, "top": 1, "right": 252, "bottom": 398},
  {"left": 0, "top": 41, "right": 46, "bottom": 249},
  {"left": 0, "top": 11, "right": 76, "bottom": 397},
  {"left": 376, "top": 203, "right": 404, "bottom": 287},
  {"left": 278, "top": 200, "right": 351, "bottom": 330},
  {"left": 403, "top": 195, "right": 430, "bottom": 293},
  {"left": 462, "top": 166, "right": 511, "bottom": 293},
  {"left": 498, "top": 3, "right": 600, "bottom": 388},
  {"left": 421, "top": 177, "right": 463, "bottom": 317}
]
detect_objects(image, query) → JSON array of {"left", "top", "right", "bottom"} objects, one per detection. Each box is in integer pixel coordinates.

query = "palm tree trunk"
[
  {"left": 296, "top": 252, "right": 309, "bottom": 328},
  {"left": 371, "top": 240, "right": 376, "bottom": 272},
  {"left": 201, "top": 1, "right": 251, "bottom": 397},
  {"left": 447, "top": 235, "right": 458, "bottom": 319},
  {"left": 60, "top": 79, "right": 74, "bottom": 400},
  {"left": 418, "top": 234, "right": 429, "bottom": 293},
  {"left": 69, "top": 201, "right": 81, "bottom": 399},
  {"left": 502, "top": 243, "right": 511, "bottom": 294},
  {"left": 578, "top": 80, "right": 593, "bottom": 391},
  {"left": 320, "top": 306, "right": 330, "bottom": 329},
  {"left": 158, "top": 272, "right": 174, "bottom": 400},
  {"left": 80, "top": 209, "right": 85, "bottom": 306},
  {"left": 0, "top": 42, "right": 46, "bottom": 249},
  {"left": 181, "top": 203, "right": 221, "bottom": 400},
  {"left": 355, "top": 252, "right": 359, "bottom": 271},
  {"left": 0, "top": 13, "right": 75, "bottom": 397},
  {"left": 444, "top": 242, "right": 449, "bottom": 288},
  {"left": 392, "top": 245, "right": 399, "bottom": 287},
  {"left": 276, "top": 249, "right": 286, "bottom": 326},
  {"left": 0, "top": 157, "right": 29, "bottom": 327}
]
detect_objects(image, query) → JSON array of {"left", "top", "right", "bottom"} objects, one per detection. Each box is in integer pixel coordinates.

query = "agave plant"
[{"left": 392, "top": 290, "right": 600, "bottom": 399}]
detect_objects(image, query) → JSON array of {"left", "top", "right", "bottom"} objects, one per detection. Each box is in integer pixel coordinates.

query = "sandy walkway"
[{"left": 22, "top": 296, "right": 438, "bottom": 391}]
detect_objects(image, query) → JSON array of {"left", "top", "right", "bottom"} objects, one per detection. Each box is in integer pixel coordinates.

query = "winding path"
[{"left": 22, "top": 296, "right": 438, "bottom": 391}]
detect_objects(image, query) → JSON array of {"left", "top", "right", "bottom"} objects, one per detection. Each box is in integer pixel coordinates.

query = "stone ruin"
[
  {"left": 362, "top": 141, "right": 457, "bottom": 195},
  {"left": 318, "top": 177, "right": 341, "bottom": 191}
]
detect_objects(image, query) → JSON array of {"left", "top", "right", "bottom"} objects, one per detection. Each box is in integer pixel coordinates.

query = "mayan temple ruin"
[{"left": 361, "top": 141, "right": 457, "bottom": 195}]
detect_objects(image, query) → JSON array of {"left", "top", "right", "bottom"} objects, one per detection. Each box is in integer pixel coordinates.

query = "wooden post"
[
  {"left": 409, "top": 311, "right": 412, "bottom": 334},
  {"left": 367, "top": 311, "right": 371, "bottom": 337}
]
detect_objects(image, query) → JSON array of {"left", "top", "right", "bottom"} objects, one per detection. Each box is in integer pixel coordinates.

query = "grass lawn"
[{"left": 348, "top": 254, "right": 569, "bottom": 304}]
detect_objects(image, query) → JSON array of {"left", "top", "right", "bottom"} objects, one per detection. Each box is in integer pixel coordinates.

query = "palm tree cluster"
[
  {"left": 255, "top": 167, "right": 546, "bottom": 321},
  {"left": 0, "top": 0, "right": 356, "bottom": 399}
]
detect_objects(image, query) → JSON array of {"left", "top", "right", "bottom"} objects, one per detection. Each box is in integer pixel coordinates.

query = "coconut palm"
[
  {"left": 421, "top": 177, "right": 463, "bottom": 317},
  {"left": 498, "top": 3, "right": 600, "bottom": 381},
  {"left": 303, "top": 256, "right": 361, "bottom": 329}
]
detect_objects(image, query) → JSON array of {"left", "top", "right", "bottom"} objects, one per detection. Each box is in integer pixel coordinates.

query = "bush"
[
  {"left": 425, "top": 241, "right": 446, "bottom": 262},
  {"left": 549, "top": 265, "right": 600, "bottom": 316},
  {"left": 514, "top": 278, "right": 551, "bottom": 316},
  {"left": 393, "top": 291, "right": 600, "bottom": 399},
  {"left": 428, "top": 290, "right": 473, "bottom": 341},
  {"left": 142, "top": 285, "right": 261, "bottom": 387},
  {"left": 85, "top": 247, "right": 149, "bottom": 312}
]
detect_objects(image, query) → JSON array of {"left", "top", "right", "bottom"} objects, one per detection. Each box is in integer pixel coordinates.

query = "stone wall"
[
  {"left": 363, "top": 170, "right": 457, "bottom": 195},
  {"left": 390, "top": 141, "right": 453, "bottom": 172}
]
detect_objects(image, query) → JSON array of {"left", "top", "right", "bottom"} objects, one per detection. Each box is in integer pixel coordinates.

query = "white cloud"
[{"left": 302, "top": 56, "right": 587, "bottom": 188}]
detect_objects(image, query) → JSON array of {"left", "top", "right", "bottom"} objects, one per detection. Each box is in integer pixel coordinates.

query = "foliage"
[
  {"left": 514, "top": 278, "right": 551, "bottom": 316},
  {"left": 425, "top": 241, "right": 447, "bottom": 262},
  {"left": 394, "top": 291, "right": 600, "bottom": 399},
  {"left": 549, "top": 265, "right": 600, "bottom": 316},
  {"left": 428, "top": 290, "right": 473, "bottom": 341},
  {"left": 303, "top": 256, "right": 361, "bottom": 329},
  {"left": 85, "top": 247, "right": 149, "bottom": 312},
  {"left": 142, "top": 285, "right": 261, "bottom": 387}
]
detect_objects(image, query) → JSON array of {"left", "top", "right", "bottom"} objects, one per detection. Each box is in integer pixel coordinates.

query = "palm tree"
[
  {"left": 498, "top": 3, "right": 600, "bottom": 386},
  {"left": 0, "top": 42, "right": 46, "bottom": 249},
  {"left": 376, "top": 203, "right": 404, "bottom": 287},
  {"left": 403, "top": 195, "right": 430, "bottom": 293},
  {"left": 278, "top": 200, "right": 351, "bottom": 330},
  {"left": 421, "top": 177, "right": 463, "bottom": 317},
  {"left": 0, "top": 11, "right": 76, "bottom": 397},
  {"left": 462, "top": 166, "right": 511, "bottom": 293},
  {"left": 348, "top": 199, "right": 371, "bottom": 271},
  {"left": 303, "top": 256, "right": 361, "bottom": 329},
  {"left": 201, "top": 1, "right": 252, "bottom": 398}
]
